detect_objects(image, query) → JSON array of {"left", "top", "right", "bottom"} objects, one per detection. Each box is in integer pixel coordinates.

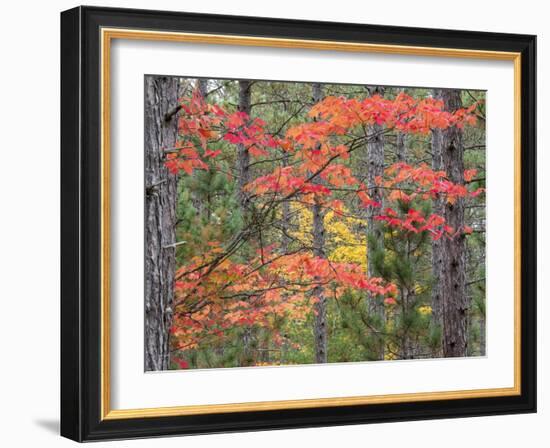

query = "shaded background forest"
[{"left": 144, "top": 76, "right": 486, "bottom": 371}]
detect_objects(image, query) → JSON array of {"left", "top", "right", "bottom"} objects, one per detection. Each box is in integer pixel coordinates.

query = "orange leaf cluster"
[
  {"left": 170, "top": 246, "right": 397, "bottom": 353},
  {"left": 309, "top": 92, "right": 478, "bottom": 134}
]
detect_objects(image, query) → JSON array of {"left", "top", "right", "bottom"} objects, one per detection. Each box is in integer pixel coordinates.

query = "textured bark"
[
  {"left": 396, "top": 132, "right": 408, "bottom": 162},
  {"left": 197, "top": 78, "right": 208, "bottom": 98},
  {"left": 236, "top": 80, "right": 255, "bottom": 365},
  {"left": 430, "top": 118, "right": 445, "bottom": 357},
  {"left": 144, "top": 76, "right": 179, "bottom": 371},
  {"left": 281, "top": 153, "right": 292, "bottom": 253},
  {"left": 437, "top": 89, "right": 468, "bottom": 358},
  {"left": 312, "top": 196, "right": 328, "bottom": 363},
  {"left": 366, "top": 86, "right": 386, "bottom": 360},
  {"left": 397, "top": 132, "right": 414, "bottom": 359},
  {"left": 311, "top": 83, "right": 328, "bottom": 364},
  {"left": 236, "top": 80, "right": 252, "bottom": 210},
  {"left": 396, "top": 89, "right": 408, "bottom": 163},
  {"left": 400, "top": 287, "right": 413, "bottom": 359},
  {"left": 400, "top": 251, "right": 418, "bottom": 359}
]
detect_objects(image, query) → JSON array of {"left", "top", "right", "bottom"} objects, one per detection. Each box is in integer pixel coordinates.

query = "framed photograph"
[{"left": 60, "top": 6, "right": 536, "bottom": 441}]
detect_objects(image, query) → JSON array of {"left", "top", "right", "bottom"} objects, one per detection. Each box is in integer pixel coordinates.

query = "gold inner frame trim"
[{"left": 100, "top": 27, "right": 522, "bottom": 420}]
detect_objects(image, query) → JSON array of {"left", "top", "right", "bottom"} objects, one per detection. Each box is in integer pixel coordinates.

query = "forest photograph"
[{"left": 144, "top": 75, "right": 486, "bottom": 372}]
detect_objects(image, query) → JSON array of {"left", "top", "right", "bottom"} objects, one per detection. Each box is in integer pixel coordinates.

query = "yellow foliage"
[
  {"left": 289, "top": 204, "right": 313, "bottom": 246},
  {"left": 418, "top": 305, "right": 432, "bottom": 315},
  {"left": 289, "top": 204, "right": 367, "bottom": 268}
]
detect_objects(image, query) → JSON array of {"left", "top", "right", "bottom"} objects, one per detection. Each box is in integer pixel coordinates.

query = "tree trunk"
[
  {"left": 312, "top": 195, "right": 327, "bottom": 363},
  {"left": 197, "top": 78, "right": 208, "bottom": 98},
  {"left": 281, "top": 153, "right": 292, "bottom": 253},
  {"left": 396, "top": 132, "right": 408, "bottom": 162},
  {"left": 144, "top": 76, "right": 179, "bottom": 371},
  {"left": 395, "top": 89, "right": 408, "bottom": 163},
  {"left": 311, "top": 83, "right": 328, "bottom": 364},
  {"left": 401, "top": 240, "right": 417, "bottom": 360},
  {"left": 400, "top": 287, "right": 414, "bottom": 359},
  {"left": 366, "top": 86, "right": 386, "bottom": 360},
  {"left": 437, "top": 89, "right": 469, "bottom": 358},
  {"left": 236, "top": 80, "right": 255, "bottom": 366},
  {"left": 237, "top": 80, "right": 252, "bottom": 210},
  {"left": 430, "top": 115, "right": 445, "bottom": 357},
  {"left": 396, "top": 129, "right": 413, "bottom": 359}
]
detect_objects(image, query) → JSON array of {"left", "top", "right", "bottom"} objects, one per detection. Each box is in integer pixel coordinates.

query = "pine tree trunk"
[
  {"left": 396, "top": 128, "right": 414, "bottom": 359},
  {"left": 281, "top": 153, "right": 292, "bottom": 253},
  {"left": 197, "top": 78, "right": 208, "bottom": 98},
  {"left": 237, "top": 80, "right": 252, "bottom": 210},
  {"left": 312, "top": 196, "right": 327, "bottom": 363},
  {"left": 311, "top": 83, "right": 328, "bottom": 364},
  {"left": 396, "top": 132, "right": 408, "bottom": 162},
  {"left": 144, "top": 76, "right": 179, "bottom": 371},
  {"left": 401, "top": 287, "right": 414, "bottom": 359},
  {"left": 401, "top": 240, "right": 417, "bottom": 360},
  {"left": 236, "top": 80, "right": 255, "bottom": 366},
  {"left": 430, "top": 119, "right": 445, "bottom": 357},
  {"left": 366, "top": 86, "right": 386, "bottom": 360},
  {"left": 437, "top": 89, "right": 469, "bottom": 358},
  {"left": 395, "top": 89, "right": 408, "bottom": 163}
]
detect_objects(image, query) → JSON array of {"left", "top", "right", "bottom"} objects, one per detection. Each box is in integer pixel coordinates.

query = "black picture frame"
[{"left": 61, "top": 5, "right": 536, "bottom": 442}]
